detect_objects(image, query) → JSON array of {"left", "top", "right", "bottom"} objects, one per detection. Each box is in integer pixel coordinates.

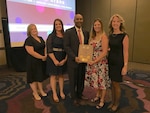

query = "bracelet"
[{"left": 124, "top": 63, "right": 128, "bottom": 66}]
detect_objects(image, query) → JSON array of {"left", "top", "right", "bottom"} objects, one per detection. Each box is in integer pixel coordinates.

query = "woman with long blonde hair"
[{"left": 107, "top": 14, "right": 129, "bottom": 112}]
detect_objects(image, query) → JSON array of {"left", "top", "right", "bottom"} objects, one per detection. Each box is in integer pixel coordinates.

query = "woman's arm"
[
  {"left": 123, "top": 35, "right": 129, "bottom": 66},
  {"left": 122, "top": 34, "right": 129, "bottom": 75},
  {"left": 48, "top": 53, "right": 59, "bottom": 66},
  {"left": 46, "top": 34, "right": 59, "bottom": 66},
  {"left": 25, "top": 45, "right": 45, "bottom": 60},
  {"left": 59, "top": 55, "right": 68, "bottom": 66}
]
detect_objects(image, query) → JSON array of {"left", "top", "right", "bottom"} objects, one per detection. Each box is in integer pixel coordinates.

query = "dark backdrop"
[{"left": 2, "top": 18, "right": 26, "bottom": 72}]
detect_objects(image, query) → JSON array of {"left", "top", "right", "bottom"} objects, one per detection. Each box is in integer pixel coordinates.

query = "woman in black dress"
[
  {"left": 24, "top": 24, "right": 47, "bottom": 100},
  {"left": 46, "top": 19, "right": 67, "bottom": 102},
  {"left": 107, "top": 14, "right": 129, "bottom": 111}
]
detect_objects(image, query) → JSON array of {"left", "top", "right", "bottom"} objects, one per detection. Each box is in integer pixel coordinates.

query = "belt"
[{"left": 53, "top": 48, "right": 64, "bottom": 52}]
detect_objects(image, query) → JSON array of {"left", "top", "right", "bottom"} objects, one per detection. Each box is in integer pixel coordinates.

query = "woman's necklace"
[
  {"left": 112, "top": 31, "right": 122, "bottom": 37},
  {"left": 56, "top": 32, "right": 63, "bottom": 38},
  {"left": 112, "top": 34, "right": 118, "bottom": 37}
]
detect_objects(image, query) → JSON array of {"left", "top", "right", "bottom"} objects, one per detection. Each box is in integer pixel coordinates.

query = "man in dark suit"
[{"left": 64, "top": 14, "right": 89, "bottom": 105}]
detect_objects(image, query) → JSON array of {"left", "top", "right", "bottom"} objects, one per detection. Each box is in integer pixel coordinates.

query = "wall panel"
[
  {"left": 0, "top": 50, "right": 6, "bottom": 65},
  {"left": 91, "top": 0, "right": 111, "bottom": 33},
  {"left": 0, "top": 0, "right": 7, "bottom": 66},
  {"left": 133, "top": 0, "right": 150, "bottom": 63},
  {"left": 76, "top": 0, "right": 91, "bottom": 31},
  {"left": 0, "top": 20, "right": 5, "bottom": 48}
]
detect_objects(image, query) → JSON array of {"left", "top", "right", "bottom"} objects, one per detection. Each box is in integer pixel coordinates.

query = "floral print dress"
[{"left": 85, "top": 39, "right": 110, "bottom": 89}]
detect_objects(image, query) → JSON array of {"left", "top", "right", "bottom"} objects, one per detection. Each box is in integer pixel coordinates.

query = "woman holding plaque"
[
  {"left": 46, "top": 19, "right": 67, "bottom": 102},
  {"left": 85, "top": 18, "right": 110, "bottom": 109},
  {"left": 107, "top": 14, "right": 129, "bottom": 112}
]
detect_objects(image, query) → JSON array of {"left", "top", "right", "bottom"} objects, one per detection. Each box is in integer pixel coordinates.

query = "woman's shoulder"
[
  {"left": 120, "top": 32, "right": 129, "bottom": 39},
  {"left": 101, "top": 33, "right": 108, "bottom": 39},
  {"left": 47, "top": 33, "right": 55, "bottom": 40},
  {"left": 38, "top": 36, "right": 44, "bottom": 40},
  {"left": 38, "top": 35, "right": 43, "bottom": 38},
  {"left": 120, "top": 32, "right": 128, "bottom": 36},
  {"left": 48, "top": 33, "right": 56, "bottom": 38},
  {"left": 25, "top": 36, "right": 32, "bottom": 42},
  {"left": 102, "top": 32, "right": 107, "bottom": 37},
  {"left": 24, "top": 36, "right": 34, "bottom": 46},
  {"left": 124, "top": 32, "right": 129, "bottom": 37}
]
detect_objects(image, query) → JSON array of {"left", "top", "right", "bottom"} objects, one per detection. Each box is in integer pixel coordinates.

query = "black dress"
[
  {"left": 108, "top": 33, "right": 126, "bottom": 82},
  {"left": 24, "top": 36, "right": 46, "bottom": 83},
  {"left": 46, "top": 34, "right": 67, "bottom": 76}
]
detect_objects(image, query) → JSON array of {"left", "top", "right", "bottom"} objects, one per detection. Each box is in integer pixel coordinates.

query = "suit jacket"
[{"left": 64, "top": 27, "right": 89, "bottom": 68}]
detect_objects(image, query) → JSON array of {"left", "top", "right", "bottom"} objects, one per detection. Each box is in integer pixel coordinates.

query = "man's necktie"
[{"left": 78, "top": 29, "right": 82, "bottom": 44}]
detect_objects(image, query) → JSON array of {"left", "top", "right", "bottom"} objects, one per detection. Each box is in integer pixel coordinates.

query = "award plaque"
[{"left": 78, "top": 44, "right": 93, "bottom": 63}]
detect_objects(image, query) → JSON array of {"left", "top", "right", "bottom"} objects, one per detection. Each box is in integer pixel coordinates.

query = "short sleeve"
[{"left": 24, "top": 37, "right": 33, "bottom": 46}]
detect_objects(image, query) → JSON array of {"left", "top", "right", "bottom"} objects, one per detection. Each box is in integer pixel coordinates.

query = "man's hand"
[{"left": 75, "top": 57, "right": 82, "bottom": 63}]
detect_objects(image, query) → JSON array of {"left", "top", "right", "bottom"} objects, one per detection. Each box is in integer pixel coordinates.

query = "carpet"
[{"left": 0, "top": 70, "right": 150, "bottom": 113}]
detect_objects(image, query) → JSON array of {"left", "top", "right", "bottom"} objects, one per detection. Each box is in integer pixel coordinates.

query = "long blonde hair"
[
  {"left": 89, "top": 18, "right": 105, "bottom": 42},
  {"left": 108, "top": 14, "right": 126, "bottom": 34}
]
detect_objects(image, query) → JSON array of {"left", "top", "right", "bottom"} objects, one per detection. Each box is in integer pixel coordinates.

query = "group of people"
[{"left": 24, "top": 13, "right": 129, "bottom": 112}]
